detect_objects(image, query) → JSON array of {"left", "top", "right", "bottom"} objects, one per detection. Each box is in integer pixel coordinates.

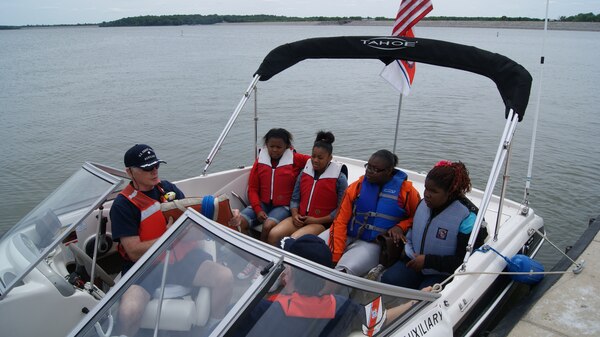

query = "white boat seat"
[
  {"left": 138, "top": 235, "right": 216, "bottom": 331},
  {"left": 137, "top": 215, "right": 217, "bottom": 331},
  {"left": 140, "top": 285, "right": 211, "bottom": 331}
]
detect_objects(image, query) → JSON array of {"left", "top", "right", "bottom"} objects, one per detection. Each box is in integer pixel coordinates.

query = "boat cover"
[{"left": 254, "top": 36, "right": 532, "bottom": 121}]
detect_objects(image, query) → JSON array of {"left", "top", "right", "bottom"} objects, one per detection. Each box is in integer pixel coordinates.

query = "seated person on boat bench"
[
  {"left": 110, "top": 144, "right": 233, "bottom": 336},
  {"left": 268, "top": 131, "right": 348, "bottom": 246},
  {"left": 381, "top": 160, "right": 487, "bottom": 289},
  {"left": 237, "top": 128, "right": 310, "bottom": 279},
  {"left": 236, "top": 234, "right": 421, "bottom": 337},
  {"left": 319, "top": 150, "right": 420, "bottom": 276}
]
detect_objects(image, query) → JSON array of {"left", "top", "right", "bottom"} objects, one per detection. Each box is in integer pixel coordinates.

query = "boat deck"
[{"left": 504, "top": 215, "right": 600, "bottom": 336}]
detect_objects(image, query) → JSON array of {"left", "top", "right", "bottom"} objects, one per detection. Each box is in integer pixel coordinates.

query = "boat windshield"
[
  {"left": 0, "top": 162, "right": 122, "bottom": 298},
  {"left": 228, "top": 263, "right": 428, "bottom": 337},
  {"left": 70, "top": 212, "right": 435, "bottom": 337}
]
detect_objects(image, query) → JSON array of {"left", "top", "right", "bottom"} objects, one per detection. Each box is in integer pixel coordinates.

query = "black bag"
[{"left": 376, "top": 233, "right": 404, "bottom": 268}]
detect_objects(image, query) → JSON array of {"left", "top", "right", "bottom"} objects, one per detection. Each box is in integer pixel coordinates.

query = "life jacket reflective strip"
[
  {"left": 118, "top": 183, "right": 194, "bottom": 263},
  {"left": 121, "top": 184, "right": 167, "bottom": 242},
  {"left": 348, "top": 170, "right": 408, "bottom": 241},
  {"left": 268, "top": 293, "right": 336, "bottom": 319},
  {"left": 298, "top": 161, "right": 342, "bottom": 217},
  {"left": 256, "top": 147, "right": 296, "bottom": 206}
]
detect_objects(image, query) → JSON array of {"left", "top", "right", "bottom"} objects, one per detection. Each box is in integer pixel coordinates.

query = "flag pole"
[
  {"left": 392, "top": 94, "right": 403, "bottom": 154},
  {"left": 387, "top": 0, "right": 433, "bottom": 153},
  {"left": 522, "top": 0, "right": 549, "bottom": 215}
]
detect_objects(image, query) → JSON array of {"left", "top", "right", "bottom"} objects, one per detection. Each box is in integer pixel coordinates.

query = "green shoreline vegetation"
[
  {"left": 1, "top": 12, "right": 598, "bottom": 30},
  {"left": 97, "top": 13, "right": 600, "bottom": 27}
]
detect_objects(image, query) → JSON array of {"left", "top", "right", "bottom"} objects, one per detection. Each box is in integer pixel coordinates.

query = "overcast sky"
[{"left": 1, "top": 0, "right": 598, "bottom": 26}]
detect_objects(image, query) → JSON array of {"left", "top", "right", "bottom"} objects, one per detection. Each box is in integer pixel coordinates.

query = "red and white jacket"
[
  {"left": 247, "top": 147, "right": 309, "bottom": 214},
  {"left": 298, "top": 161, "right": 343, "bottom": 217}
]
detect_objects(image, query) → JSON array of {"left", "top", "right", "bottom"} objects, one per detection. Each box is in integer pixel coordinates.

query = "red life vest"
[
  {"left": 298, "top": 161, "right": 342, "bottom": 217},
  {"left": 257, "top": 148, "right": 297, "bottom": 207},
  {"left": 121, "top": 183, "right": 167, "bottom": 242},
  {"left": 118, "top": 183, "right": 195, "bottom": 263}
]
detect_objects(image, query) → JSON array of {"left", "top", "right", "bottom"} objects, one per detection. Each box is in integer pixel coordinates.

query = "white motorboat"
[{"left": 0, "top": 36, "right": 545, "bottom": 337}]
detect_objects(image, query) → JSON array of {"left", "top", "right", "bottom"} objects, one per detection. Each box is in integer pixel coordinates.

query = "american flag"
[{"left": 380, "top": 0, "right": 433, "bottom": 95}]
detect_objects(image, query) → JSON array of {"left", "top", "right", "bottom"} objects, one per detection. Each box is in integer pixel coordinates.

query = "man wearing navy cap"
[
  {"left": 112, "top": 144, "right": 185, "bottom": 272},
  {"left": 111, "top": 144, "right": 233, "bottom": 337}
]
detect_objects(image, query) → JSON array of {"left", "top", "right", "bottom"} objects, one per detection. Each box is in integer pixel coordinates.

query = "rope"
[
  {"left": 430, "top": 235, "right": 586, "bottom": 292},
  {"left": 533, "top": 228, "right": 584, "bottom": 271},
  {"left": 431, "top": 268, "right": 584, "bottom": 293}
]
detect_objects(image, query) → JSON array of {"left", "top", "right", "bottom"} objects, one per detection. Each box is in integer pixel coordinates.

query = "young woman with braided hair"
[{"left": 381, "top": 160, "right": 488, "bottom": 289}]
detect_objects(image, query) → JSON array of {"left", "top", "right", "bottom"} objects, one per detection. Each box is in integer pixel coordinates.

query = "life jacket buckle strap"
[
  {"left": 363, "top": 224, "right": 387, "bottom": 234},
  {"left": 379, "top": 192, "right": 398, "bottom": 200},
  {"left": 367, "top": 212, "right": 401, "bottom": 223}
]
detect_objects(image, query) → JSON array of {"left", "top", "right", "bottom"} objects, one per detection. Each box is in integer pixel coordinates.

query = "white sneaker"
[
  {"left": 365, "top": 264, "right": 385, "bottom": 281},
  {"left": 237, "top": 262, "right": 257, "bottom": 280}
]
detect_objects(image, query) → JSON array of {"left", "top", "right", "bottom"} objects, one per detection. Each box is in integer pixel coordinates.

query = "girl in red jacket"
[{"left": 237, "top": 128, "right": 309, "bottom": 279}]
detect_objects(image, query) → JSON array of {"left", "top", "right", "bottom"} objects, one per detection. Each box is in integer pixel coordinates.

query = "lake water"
[{"left": 0, "top": 24, "right": 598, "bottom": 267}]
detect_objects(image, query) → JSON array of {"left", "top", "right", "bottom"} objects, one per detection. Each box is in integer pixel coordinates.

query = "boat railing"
[
  {"left": 203, "top": 75, "right": 261, "bottom": 175},
  {"left": 462, "top": 110, "right": 520, "bottom": 269}
]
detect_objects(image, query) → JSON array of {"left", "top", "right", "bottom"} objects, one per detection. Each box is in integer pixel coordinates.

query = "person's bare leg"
[
  {"left": 117, "top": 285, "right": 151, "bottom": 337},
  {"left": 238, "top": 216, "right": 251, "bottom": 235},
  {"left": 194, "top": 261, "right": 234, "bottom": 318},
  {"left": 267, "top": 217, "right": 296, "bottom": 246},
  {"left": 290, "top": 224, "right": 327, "bottom": 239},
  {"left": 260, "top": 219, "right": 277, "bottom": 243}
]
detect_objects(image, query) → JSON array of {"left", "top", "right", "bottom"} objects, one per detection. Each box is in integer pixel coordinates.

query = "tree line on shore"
[
  {"left": 98, "top": 14, "right": 364, "bottom": 27},
  {"left": 97, "top": 13, "right": 599, "bottom": 27},
  {"left": 558, "top": 12, "right": 599, "bottom": 22},
  {"left": 1, "top": 12, "right": 598, "bottom": 30}
]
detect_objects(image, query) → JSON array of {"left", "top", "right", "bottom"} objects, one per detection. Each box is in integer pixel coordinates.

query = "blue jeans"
[
  {"left": 381, "top": 260, "right": 446, "bottom": 290},
  {"left": 240, "top": 202, "right": 290, "bottom": 227}
]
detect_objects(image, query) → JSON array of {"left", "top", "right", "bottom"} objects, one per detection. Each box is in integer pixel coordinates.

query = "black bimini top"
[{"left": 254, "top": 36, "right": 532, "bottom": 121}]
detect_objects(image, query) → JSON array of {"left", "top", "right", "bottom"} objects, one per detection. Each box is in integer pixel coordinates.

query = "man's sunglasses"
[{"left": 140, "top": 163, "right": 160, "bottom": 172}]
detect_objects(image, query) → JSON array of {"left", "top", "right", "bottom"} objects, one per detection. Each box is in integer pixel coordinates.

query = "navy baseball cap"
[
  {"left": 124, "top": 144, "right": 166, "bottom": 169},
  {"left": 283, "top": 235, "right": 332, "bottom": 268}
]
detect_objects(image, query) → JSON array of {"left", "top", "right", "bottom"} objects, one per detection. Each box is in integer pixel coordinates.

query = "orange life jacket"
[
  {"left": 118, "top": 183, "right": 195, "bottom": 263},
  {"left": 268, "top": 292, "right": 336, "bottom": 319}
]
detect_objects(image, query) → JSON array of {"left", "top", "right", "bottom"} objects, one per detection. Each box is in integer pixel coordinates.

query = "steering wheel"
[{"left": 69, "top": 243, "right": 115, "bottom": 287}]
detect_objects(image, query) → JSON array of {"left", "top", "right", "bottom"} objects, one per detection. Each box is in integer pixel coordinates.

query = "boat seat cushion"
[{"left": 140, "top": 286, "right": 211, "bottom": 331}]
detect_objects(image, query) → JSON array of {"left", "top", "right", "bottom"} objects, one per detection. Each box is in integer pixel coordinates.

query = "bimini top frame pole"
[
  {"left": 204, "top": 36, "right": 532, "bottom": 174},
  {"left": 253, "top": 37, "right": 532, "bottom": 260},
  {"left": 462, "top": 109, "right": 520, "bottom": 268},
  {"left": 203, "top": 75, "right": 261, "bottom": 175}
]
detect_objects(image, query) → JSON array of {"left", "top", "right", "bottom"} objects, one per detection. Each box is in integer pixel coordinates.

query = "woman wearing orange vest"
[
  {"left": 268, "top": 131, "right": 348, "bottom": 246},
  {"left": 110, "top": 144, "right": 233, "bottom": 337},
  {"left": 319, "top": 150, "right": 421, "bottom": 276}
]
